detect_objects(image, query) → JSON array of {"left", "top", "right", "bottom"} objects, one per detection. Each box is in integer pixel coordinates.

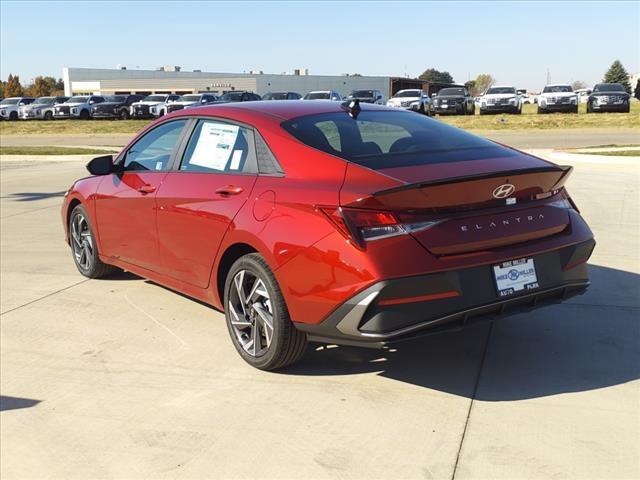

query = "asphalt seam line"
[
  {"left": 0, "top": 279, "right": 89, "bottom": 316},
  {"left": 451, "top": 321, "right": 494, "bottom": 480}
]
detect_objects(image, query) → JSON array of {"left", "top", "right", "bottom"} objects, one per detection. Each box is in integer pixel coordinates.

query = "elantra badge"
[{"left": 493, "top": 183, "right": 515, "bottom": 199}]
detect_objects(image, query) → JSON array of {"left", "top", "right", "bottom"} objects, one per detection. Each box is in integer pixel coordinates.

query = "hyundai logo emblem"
[{"left": 493, "top": 183, "right": 516, "bottom": 199}]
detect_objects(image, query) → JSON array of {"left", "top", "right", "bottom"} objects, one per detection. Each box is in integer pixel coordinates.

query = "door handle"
[
  {"left": 215, "top": 185, "right": 244, "bottom": 196},
  {"left": 137, "top": 184, "right": 156, "bottom": 194}
]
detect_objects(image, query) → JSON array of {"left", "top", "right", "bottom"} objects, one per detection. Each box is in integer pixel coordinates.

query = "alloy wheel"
[
  {"left": 228, "top": 269, "right": 274, "bottom": 357},
  {"left": 71, "top": 213, "right": 94, "bottom": 271}
]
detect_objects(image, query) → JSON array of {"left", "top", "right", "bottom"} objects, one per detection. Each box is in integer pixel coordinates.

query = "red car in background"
[{"left": 62, "top": 100, "right": 594, "bottom": 370}]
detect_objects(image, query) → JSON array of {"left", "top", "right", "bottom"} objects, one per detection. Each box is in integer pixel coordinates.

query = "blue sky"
[{"left": 1, "top": 1, "right": 638, "bottom": 90}]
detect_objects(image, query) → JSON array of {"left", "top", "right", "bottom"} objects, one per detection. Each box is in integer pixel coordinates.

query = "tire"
[
  {"left": 479, "top": 109, "right": 486, "bottom": 115},
  {"left": 224, "top": 253, "right": 307, "bottom": 370},
  {"left": 69, "top": 205, "right": 117, "bottom": 278},
  {"left": 586, "top": 102, "right": 593, "bottom": 113},
  {"left": 79, "top": 109, "right": 90, "bottom": 120},
  {"left": 44, "top": 111, "right": 53, "bottom": 120},
  {"left": 572, "top": 106, "right": 579, "bottom": 114},
  {"left": 119, "top": 109, "right": 130, "bottom": 120},
  {"left": 624, "top": 105, "right": 630, "bottom": 113},
  {"left": 158, "top": 109, "right": 165, "bottom": 117},
  {"left": 9, "top": 111, "right": 18, "bottom": 121},
  {"left": 537, "top": 107, "right": 544, "bottom": 114},
  {"left": 516, "top": 104, "right": 522, "bottom": 115}
]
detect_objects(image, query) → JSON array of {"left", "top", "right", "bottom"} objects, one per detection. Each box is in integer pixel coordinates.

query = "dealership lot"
[{"left": 0, "top": 144, "right": 638, "bottom": 478}]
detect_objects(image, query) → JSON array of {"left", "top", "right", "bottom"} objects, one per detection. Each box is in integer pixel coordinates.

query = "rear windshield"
[{"left": 282, "top": 110, "right": 516, "bottom": 169}]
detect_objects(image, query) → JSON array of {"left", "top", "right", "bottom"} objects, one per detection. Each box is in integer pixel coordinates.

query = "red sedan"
[{"left": 62, "top": 100, "right": 595, "bottom": 370}]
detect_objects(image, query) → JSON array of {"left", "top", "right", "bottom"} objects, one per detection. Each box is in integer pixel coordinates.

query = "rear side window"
[
  {"left": 180, "top": 119, "right": 256, "bottom": 174},
  {"left": 282, "top": 111, "right": 517, "bottom": 170}
]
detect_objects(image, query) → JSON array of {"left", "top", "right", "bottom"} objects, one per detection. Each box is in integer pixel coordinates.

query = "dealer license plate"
[{"left": 493, "top": 258, "right": 539, "bottom": 297}]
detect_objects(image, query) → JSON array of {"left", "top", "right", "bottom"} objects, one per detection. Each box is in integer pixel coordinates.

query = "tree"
[
  {"left": 418, "top": 68, "right": 454, "bottom": 84},
  {"left": 4, "top": 74, "right": 23, "bottom": 97},
  {"left": 27, "top": 76, "right": 52, "bottom": 97},
  {"left": 471, "top": 73, "right": 494, "bottom": 96},
  {"left": 603, "top": 60, "right": 631, "bottom": 94},
  {"left": 571, "top": 80, "right": 588, "bottom": 90},
  {"left": 635, "top": 79, "right": 640, "bottom": 101},
  {"left": 464, "top": 80, "right": 476, "bottom": 93}
]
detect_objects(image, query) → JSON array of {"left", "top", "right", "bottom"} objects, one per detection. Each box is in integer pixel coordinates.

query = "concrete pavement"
[{"left": 1, "top": 152, "right": 638, "bottom": 479}]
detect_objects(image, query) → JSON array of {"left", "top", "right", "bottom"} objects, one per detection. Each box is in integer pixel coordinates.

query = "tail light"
[{"left": 318, "top": 207, "right": 441, "bottom": 249}]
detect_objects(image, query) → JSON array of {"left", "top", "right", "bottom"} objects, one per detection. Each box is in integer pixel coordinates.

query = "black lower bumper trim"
[{"left": 295, "top": 240, "right": 594, "bottom": 347}]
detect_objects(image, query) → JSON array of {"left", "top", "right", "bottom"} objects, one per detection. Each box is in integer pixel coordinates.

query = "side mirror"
[
  {"left": 432, "top": 92, "right": 438, "bottom": 97},
  {"left": 86, "top": 155, "right": 116, "bottom": 176}
]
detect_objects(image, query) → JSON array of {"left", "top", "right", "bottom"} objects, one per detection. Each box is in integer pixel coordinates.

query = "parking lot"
[{"left": 1, "top": 141, "right": 638, "bottom": 479}]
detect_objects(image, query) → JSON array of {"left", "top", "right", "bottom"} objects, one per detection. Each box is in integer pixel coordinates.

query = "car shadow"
[
  {"left": 0, "top": 395, "right": 41, "bottom": 412},
  {"left": 2, "top": 191, "right": 66, "bottom": 202},
  {"left": 280, "top": 264, "right": 639, "bottom": 401}
]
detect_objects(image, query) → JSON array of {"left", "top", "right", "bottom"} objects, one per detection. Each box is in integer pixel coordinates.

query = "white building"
[{"left": 63, "top": 67, "right": 427, "bottom": 98}]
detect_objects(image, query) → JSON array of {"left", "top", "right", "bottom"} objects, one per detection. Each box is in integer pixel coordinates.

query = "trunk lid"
[{"left": 340, "top": 152, "right": 573, "bottom": 255}]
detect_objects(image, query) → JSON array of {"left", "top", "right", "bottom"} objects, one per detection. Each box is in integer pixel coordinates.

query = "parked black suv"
[
  {"left": 431, "top": 87, "right": 475, "bottom": 115},
  {"left": 92, "top": 94, "right": 144, "bottom": 120},
  {"left": 587, "top": 83, "right": 631, "bottom": 113},
  {"left": 212, "top": 91, "right": 262, "bottom": 104}
]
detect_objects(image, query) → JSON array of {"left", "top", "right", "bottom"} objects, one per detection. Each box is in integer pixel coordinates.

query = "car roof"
[
  {"left": 167, "top": 99, "right": 390, "bottom": 121},
  {"left": 545, "top": 84, "right": 571, "bottom": 87}
]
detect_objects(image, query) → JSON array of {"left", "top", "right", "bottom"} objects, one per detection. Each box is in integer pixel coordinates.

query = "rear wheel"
[
  {"left": 224, "top": 253, "right": 307, "bottom": 370},
  {"left": 69, "top": 205, "right": 117, "bottom": 278}
]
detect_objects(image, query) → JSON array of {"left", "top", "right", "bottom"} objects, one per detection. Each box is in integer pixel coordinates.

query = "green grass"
[
  {"left": 577, "top": 149, "right": 640, "bottom": 157},
  {"left": 0, "top": 119, "right": 149, "bottom": 135},
  {"left": 0, "top": 101, "right": 638, "bottom": 135},
  {"left": 436, "top": 102, "right": 639, "bottom": 130},
  {"left": 0, "top": 146, "right": 119, "bottom": 155}
]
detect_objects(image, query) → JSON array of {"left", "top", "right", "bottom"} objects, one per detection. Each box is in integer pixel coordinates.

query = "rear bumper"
[{"left": 295, "top": 239, "right": 594, "bottom": 347}]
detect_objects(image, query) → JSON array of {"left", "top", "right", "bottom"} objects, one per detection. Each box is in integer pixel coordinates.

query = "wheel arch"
[
  {"left": 65, "top": 198, "right": 83, "bottom": 243},
  {"left": 215, "top": 242, "right": 259, "bottom": 308}
]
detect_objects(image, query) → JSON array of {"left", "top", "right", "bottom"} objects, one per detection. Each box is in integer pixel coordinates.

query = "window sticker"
[
  {"left": 155, "top": 161, "right": 163, "bottom": 170},
  {"left": 189, "top": 123, "right": 239, "bottom": 171},
  {"left": 229, "top": 150, "right": 243, "bottom": 170}
]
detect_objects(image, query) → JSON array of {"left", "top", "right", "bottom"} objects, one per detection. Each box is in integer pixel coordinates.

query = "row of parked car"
[{"left": 0, "top": 82, "right": 631, "bottom": 121}]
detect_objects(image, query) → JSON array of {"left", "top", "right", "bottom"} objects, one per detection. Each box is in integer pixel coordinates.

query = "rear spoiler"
[{"left": 372, "top": 165, "right": 573, "bottom": 197}]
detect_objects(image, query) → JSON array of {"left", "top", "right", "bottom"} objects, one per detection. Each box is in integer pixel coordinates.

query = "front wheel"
[
  {"left": 69, "top": 205, "right": 117, "bottom": 278},
  {"left": 224, "top": 253, "right": 307, "bottom": 370},
  {"left": 119, "top": 109, "right": 130, "bottom": 120},
  {"left": 586, "top": 102, "right": 593, "bottom": 113},
  {"left": 44, "top": 111, "right": 53, "bottom": 120},
  {"left": 79, "top": 109, "right": 90, "bottom": 120}
]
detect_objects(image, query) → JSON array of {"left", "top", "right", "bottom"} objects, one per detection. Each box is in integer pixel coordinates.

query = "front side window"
[
  {"left": 283, "top": 111, "right": 517, "bottom": 170},
  {"left": 123, "top": 120, "right": 187, "bottom": 171},
  {"left": 180, "top": 119, "right": 255, "bottom": 174}
]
